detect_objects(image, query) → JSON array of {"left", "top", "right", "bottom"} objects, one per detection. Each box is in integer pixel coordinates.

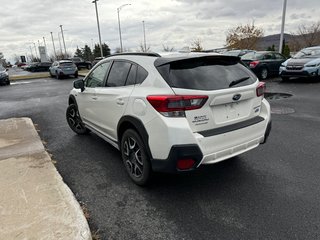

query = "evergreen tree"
[
  {"left": 93, "top": 43, "right": 111, "bottom": 58},
  {"left": 282, "top": 44, "right": 291, "bottom": 58},
  {"left": 74, "top": 47, "right": 83, "bottom": 58},
  {"left": 82, "top": 45, "right": 93, "bottom": 61}
]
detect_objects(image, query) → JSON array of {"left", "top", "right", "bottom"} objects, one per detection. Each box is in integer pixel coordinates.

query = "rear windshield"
[
  {"left": 60, "top": 62, "right": 73, "bottom": 66},
  {"left": 156, "top": 57, "right": 256, "bottom": 90}
]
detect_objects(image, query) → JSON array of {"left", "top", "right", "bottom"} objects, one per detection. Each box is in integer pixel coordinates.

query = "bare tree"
[
  {"left": 139, "top": 42, "right": 151, "bottom": 53},
  {"left": 190, "top": 39, "right": 204, "bottom": 52},
  {"left": 226, "top": 22, "right": 264, "bottom": 49},
  {"left": 296, "top": 21, "right": 320, "bottom": 47},
  {"left": 162, "top": 45, "right": 175, "bottom": 52}
]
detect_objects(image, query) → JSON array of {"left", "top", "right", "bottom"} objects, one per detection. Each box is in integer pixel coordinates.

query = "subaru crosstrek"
[
  {"left": 66, "top": 52, "right": 271, "bottom": 185},
  {"left": 279, "top": 46, "right": 320, "bottom": 81}
]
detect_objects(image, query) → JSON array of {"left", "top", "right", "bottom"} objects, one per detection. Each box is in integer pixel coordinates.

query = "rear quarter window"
[{"left": 156, "top": 57, "right": 256, "bottom": 90}]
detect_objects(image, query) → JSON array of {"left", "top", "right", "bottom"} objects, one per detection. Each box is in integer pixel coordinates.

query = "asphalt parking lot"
[{"left": 1, "top": 76, "right": 320, "bottom": 240}]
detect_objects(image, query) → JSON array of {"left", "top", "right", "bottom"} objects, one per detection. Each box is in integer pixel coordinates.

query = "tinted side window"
[
  {"left": 107, "top": 61, "right": 131, "bottom": 87},
  {"left": 126, "top": 64, "right": 137, "bottom": 86},
  {"left": 136, "top": 66, "right": 148, "bottom": 84},
  {"left": 264, "top": 53, "right": 274, "bottom": 60},
  {"left": 274, "top": 53, "right": 285, "bottom": 60},
  {"left": 86, "top": 62, "right": 110, "bottom": 88}
]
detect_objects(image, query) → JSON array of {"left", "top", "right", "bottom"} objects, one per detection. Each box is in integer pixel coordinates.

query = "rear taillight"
[
  {"left": 256, "top": 82, "right": 266, "bottom": 97},
  {"left": 147, "top": 95, "right": 208, "bottom": 117},
  {"left": 250, "top": 61, "right": 260, "bottom": 68}
]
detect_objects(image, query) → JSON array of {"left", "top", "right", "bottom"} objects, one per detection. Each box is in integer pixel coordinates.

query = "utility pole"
[
  {"left": 58, "top": 32, "right": 63, "bottom": 56},
  {"left": 92, "top": 0, "right": 103, "bottom": 57},
  {"left": 142, "top": 20, "right": 147, "bottom": 52},
  {"left": 279, "top": 0, "right": 287, "bottom": 54},
  {"left": 50, "top": 32, "right": 57, "bottom": 60},
  {"left": 60, "top": 25, "right": 67, "bottom": 56}
]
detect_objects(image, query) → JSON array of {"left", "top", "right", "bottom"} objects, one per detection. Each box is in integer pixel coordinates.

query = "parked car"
[
  {"left": 49, "top": 60, "right": 78, "bottom": 79},
  {"left": 66, "top": 52, "right": 271, "bottom": 185},
  {"left": 224, "top": 49, "right": 254, "bottom": 57},
  {"left": 0, "top": 66, "right": 10, "bottom": 85},
  {"left": 26, "top": 62, "right": 52, "bottom": 72},
  {"left": 71, "top": 57, "right": 92, "bottom": 70},
  {"left": 241, "top": 51, "right": 286, "bottom": 80},
  {"left": 92, "top": 57, "right": 105, "bottom": 67},
  {"left": 279, "top": 46, "right": 320, "bottom": 81}
]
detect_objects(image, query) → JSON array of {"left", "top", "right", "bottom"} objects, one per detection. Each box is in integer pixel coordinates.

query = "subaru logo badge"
[{"left": 232, "top": 94, "right": 241, "bottom": 101}]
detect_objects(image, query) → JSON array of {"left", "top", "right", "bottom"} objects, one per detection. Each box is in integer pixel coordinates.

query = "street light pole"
[
  {"left": 117, "top": 3, "right": 131, "bottom": 53},
  {"left": 279, "top": 0, "right": 287, "bottom": 54},
  {"left": 58, "top": 32, "right": 63, "bottom": 56},
  {"left": 59, "top": 25, "right": 67, "bottom": 56},
  {"left": 29, "top": 46, "right": 34, "bottom": 61},
  {"left": 50, "top": 32, "right": 57, "bottom": 60},
  {"left": 92, "top": 0, "right": 103, "bottom": 57},
  {"left": 142, "top": 20, "right": 147, "bottom": 52},
  {"left": 33, "top": 42, "right": 39, "bottom": 60}
]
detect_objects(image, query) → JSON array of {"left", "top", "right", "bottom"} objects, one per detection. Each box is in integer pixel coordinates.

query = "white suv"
[{"left": 66, "top": 52, "right": 271, "bottom": 185}]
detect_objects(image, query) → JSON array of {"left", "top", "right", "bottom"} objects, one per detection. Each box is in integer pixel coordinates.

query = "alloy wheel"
[
  {"left": 66, "top": 104, "right": 88, "bottom": 134},
  {"left": 123, "top": 136, "right": 144, "bottom": 178}
]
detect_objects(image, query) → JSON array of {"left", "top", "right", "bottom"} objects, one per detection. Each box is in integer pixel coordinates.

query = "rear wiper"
[{"left": 229, "top": 77, "right": 250, "bottom": 87}]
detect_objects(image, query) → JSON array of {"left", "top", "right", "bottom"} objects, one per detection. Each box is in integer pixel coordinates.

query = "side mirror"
[{"left": 73, "top": 79, "right": 85, "bottom": 92}]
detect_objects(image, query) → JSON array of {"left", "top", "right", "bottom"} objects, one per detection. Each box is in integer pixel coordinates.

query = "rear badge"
[
  {"left": 232, "top": 94, "right": 242, "bottom": 101},
  {"left": 192, "top": 115, "right": 209, "bottom": 126}
]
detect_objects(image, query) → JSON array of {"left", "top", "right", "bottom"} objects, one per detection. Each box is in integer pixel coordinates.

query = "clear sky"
[{"left": 0, "top": 0, "right": 319, "bottom": 62}]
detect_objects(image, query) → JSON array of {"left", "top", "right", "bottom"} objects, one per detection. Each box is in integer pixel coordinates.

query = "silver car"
[
  {"left": 49, "top": 60, "right": 78, "bottom": 79},
  {"left": 279, "top": 46, "right": 320, "bottom": 81}
]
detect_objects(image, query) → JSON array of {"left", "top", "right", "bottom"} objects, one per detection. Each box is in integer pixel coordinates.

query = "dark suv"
[
  {"left": 71, "top": 57, "right": 92, "bottom": 70},
  {"left": 241, "top": 51, "right": 286, "bottom": 80},
  {"left": 26, "top": 62, "right": 52, "bottom": 72},
  {"left": 0, "top": 66, "right": 10, "bottom": 85}
]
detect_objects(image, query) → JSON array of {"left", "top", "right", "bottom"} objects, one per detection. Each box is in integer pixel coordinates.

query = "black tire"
[
  {"left": 259, "top": 67, "right": 268, "bottom": 80},
  {"left": 121, "top": 129, "right": 152, "bottom": 186},
  {"left": 281, "top": 76, "right": 290, "bottom": 81},
  {"left": 66, "top": 104, "right": 90, "bottom": 135},
  {"left": 6, "top": 80, "right": 10, "bottom": 85},
  {"left": 74, "top": 72, "right": 78, "bottom": 78},
  {"left": 87, "top": 64, "right": 92, "bottom": 70},
  {"left": 56, "top": 72, "right": 61, "bottom": 79}
]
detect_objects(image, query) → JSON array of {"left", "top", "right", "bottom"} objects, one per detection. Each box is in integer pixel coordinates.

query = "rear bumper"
[
  {"left": 59, "top": 70, "right": 77, "bottom": 75},
  {"left": 151, "top": 145, "right": 203, "bottom": 173},
  {"left": 146, "top": 99, "right": 271, "bottom": 173}
]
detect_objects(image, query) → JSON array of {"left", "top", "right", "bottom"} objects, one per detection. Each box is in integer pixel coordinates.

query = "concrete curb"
[
  {"left": 0, "top": 118, "right": 92, "bottom": 240},
  {"left": 9, "top": 70, "right": 89, "bottom": 82}
]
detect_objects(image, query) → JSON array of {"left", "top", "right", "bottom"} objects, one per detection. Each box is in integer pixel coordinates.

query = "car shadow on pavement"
[
  {"left": 280, "top": 77, "right": 320, "bottom": 84},
  {"left": 148, "top": 156, "right": 252, "bottom": 189}
]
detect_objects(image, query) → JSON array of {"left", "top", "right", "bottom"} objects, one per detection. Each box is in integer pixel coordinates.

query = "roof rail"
[{"left": 109, "top": 52, "right": 161, "bottom": 57}]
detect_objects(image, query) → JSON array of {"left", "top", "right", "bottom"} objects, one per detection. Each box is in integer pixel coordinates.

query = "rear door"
[{"left": 157, "top": 56, "right": 262, "bottom": 133}]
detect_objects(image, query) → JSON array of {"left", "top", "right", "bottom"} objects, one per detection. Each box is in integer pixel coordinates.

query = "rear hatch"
[
  {"left": 155, "top": 55, "right": 264, "bottom": 134},
  {"left": 60, "top": 62, "right": 75, "bottom": 70}
]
